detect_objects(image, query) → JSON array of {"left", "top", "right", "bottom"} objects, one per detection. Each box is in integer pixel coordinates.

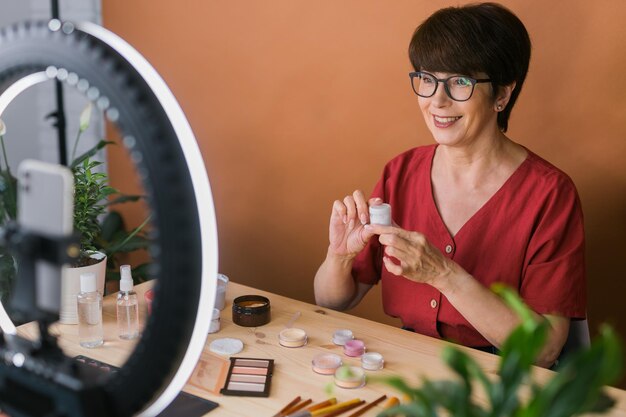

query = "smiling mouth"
[{"left": 433, "top": 115, "right": 461, "bottom": 127}]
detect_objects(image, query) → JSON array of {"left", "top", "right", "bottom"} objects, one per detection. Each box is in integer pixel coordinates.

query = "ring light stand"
[{"left": 0, "top": 20, "right": 218, "bottom": 416}]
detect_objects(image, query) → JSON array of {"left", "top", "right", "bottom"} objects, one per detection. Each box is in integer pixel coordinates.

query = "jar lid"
[
  {"left": 312, "top": 353, "right": 342, "bottom": 370},
  {"left": 233, "top": 295, "right": 270, "bottom": 314},
  {"left": 332, "top": 329, "right": 354, "bottom": 345},
  {"left": 279, "top": 328, "right": 307, "bottom": 343},
  {"left": 217, "top": 273, "right": 229, "bottom": 287},
  {"left": 361, "top": 352, "right": 384, "bottom": 370},
  {"left": 344, "top": 339, "right": 365, "bottom": 350}
]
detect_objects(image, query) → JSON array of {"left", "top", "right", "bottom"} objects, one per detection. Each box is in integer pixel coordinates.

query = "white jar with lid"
[
  {"left": 208, "top": 308, "right": 221, "bottom": 333},
  {"left": 214, "top": 273, "right": 229, "bottom": 310}
]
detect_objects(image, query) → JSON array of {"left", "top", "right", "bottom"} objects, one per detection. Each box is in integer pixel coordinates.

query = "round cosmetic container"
[
  {"left": 208, "top": 308, "right": 220, "bottom": 334},
  {"left": 214, "top": 273, "right": 229, "bottom": 310},
  {"left": 343, "top": 339, "right": 366, "bottom": 357},
  {"left": 369, "top": 203, "right": 392, "bottom": 226},
  {"left": 361, "top": 352, "right": 384, "bottom": 370},
  {"left": 232, "top": 295, "right": 271, "bottom": 327},
  {"left": 144, "top": 289, "right": 154, "bottom": 315},
  {"left": 311, "top": 353, "right": 342, "bottom": 375},
  {"left": 278, "top": 328, "right": 307, "bottom": 348},
  {"left": 332, "top": 329, "right": 354, "bottom": 346},
  {"left": 334, "top": 365, "right": 366, "bottom": 389}
]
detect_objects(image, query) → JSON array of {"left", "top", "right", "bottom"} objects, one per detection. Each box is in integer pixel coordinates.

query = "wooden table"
[{"left": 17, "top": 281, "right": 626, "bottom": 417}]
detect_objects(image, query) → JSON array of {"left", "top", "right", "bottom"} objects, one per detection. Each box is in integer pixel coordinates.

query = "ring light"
[{"left": 0, "top": 20, "right": 218, "bottom": 416}]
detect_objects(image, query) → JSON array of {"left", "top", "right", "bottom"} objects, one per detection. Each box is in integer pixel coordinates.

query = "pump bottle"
[
  {"left": 77, "top": 272, "right": 104, "bottom": 348},
  {"left": 117, "top": 264, "right": 139, "bottom": 340}
]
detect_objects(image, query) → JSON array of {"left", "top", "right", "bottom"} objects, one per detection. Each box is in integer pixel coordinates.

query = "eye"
[
  {"left": 420, "top": 74, "right": 436, "bottom": 84},
  {"left": 452, "top": 77, "right": 473, "bottom": 87}
]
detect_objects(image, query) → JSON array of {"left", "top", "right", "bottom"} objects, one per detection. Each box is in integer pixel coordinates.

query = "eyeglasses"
[{"left": 409, "top": 71, "right": 491, "bottom": 102}]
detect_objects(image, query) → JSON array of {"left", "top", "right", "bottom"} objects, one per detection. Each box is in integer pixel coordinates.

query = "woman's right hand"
[{"left": 328, "top": 190, "right": 380, "bottom": 259}]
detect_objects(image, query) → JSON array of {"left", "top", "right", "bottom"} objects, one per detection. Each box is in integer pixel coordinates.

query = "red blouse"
[{"left": 352, "top": 145, "right": 586, "bottom": 347}]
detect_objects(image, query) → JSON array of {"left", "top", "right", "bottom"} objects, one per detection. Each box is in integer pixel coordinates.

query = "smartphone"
[{"left": 14, "top": 160, "right": 74, "bottom": 316}]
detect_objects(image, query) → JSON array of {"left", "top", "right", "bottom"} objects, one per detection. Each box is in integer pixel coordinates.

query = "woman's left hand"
[{"left": 365, "top": 224, "right": 455, "bottom": 287}]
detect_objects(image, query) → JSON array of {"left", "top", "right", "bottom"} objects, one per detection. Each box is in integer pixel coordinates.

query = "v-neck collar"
[{"left": 426, "top": 144, "right": 532, "bottom": 240}]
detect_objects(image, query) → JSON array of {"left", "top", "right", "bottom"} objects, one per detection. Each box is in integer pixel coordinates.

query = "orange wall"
[{"left": 103, "top": 1, "right": 626, "bottom": 385}]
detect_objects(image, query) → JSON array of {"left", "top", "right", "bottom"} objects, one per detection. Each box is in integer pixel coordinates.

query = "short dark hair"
[{"left": 408, "top": 2, "right": 531, "bottom": 132}]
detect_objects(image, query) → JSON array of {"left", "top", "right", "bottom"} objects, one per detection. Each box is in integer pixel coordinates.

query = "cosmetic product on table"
[
  {"left": 345, "top": 395, "right": 387, "bottom": 417},
  {"left": 311, "top": 353, "right": 343, "bottom": 375},
  {"left": 232, "top": 295, "right": 271, "bottom": 327},
  {"left": 209, "top": 337, "right": 244, "bottom": 355},
  {"left": 343, "top": 339, "right": 366, "bottom": 357},
  {"left": 333, "top": 366, "right": 366, "bottom": 389},
  {"left": 382, "top": 396, "right": 400, "bottom": 409},
  {"left": 272, "top": 396, "right": 302, "bottom": 417},
  {"left": 74, "top": 355, "right": 219, "bottom": 415},
  {"left": 215, "top": 273, "right": 229, "bottom": 310},
  {"left": 220, "top": 357, "right": 274, "bottom": 397},
  {"left": 332, "top": 329, "right": 354, "bottom": 346},
  {"left": 360, "top": 352, "right": 384, "bottom": 371},
  {"left": 323, "top": 400, "right": 364, "bottom": 417},
  {"left": 117, "top": 264, "right": 139, "bottom": 340},
  {"left": 208, "top": 308, "right": 221, "bottom": 333},
  {"left": 282, "top": 398, "right": 313, "bottom": 415},
  {"left": 279, "top": 328, "right": 307, "bottom": 348},
  {"left": 77, "top": 272, "right": 104, "bottom": 348},
  {"left": 286, "top": 399, "right": 362, "bottom": 417}
]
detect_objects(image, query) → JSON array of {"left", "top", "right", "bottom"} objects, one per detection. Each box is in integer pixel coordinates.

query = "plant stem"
[
  {"left": 0, "top": 134, "right": 16, "bottom": 212},
  {"left": 70, "top": 128, "right": 82, "bottom": 164},
  {"left": 0, "top": 135, "right": 11, "bottom": 174}
]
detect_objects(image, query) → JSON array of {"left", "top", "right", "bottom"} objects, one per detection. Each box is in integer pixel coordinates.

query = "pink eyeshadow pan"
[
  {"left": 232, "top": 366, "right": 268, "bottom": 375},
  {"left": 235, "top": 359, "right": 270, "bottom": 367},
  {"left": 229, "top": 374, "right": 267, "bottom": 383},
  {"left": 227, "top": 381, "right": 266, "bottom": 392}
]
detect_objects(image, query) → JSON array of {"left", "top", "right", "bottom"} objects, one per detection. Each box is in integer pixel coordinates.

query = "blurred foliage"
[{"left": 377, "top": 285, "right": 623, "bottom": 417}]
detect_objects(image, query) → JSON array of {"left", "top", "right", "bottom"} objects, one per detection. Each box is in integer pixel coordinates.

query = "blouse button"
[
  {"left": 445, "top": 244, "right": 453, "bottom": 254},
  {"left": 430, "top": 299, "right": 437, "bottom": 309}
]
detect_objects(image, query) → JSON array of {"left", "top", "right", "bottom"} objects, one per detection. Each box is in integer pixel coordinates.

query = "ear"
[{"left": 495, "top": 81, "right": 516, "bottom": 112}]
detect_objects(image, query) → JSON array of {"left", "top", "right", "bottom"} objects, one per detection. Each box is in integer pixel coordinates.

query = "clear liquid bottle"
[
  {"left": 117, "top": 264, "right": 139, "bottom": 340},
  {"left": 77, "top": 272, "right": 104, "bottom": 348}
]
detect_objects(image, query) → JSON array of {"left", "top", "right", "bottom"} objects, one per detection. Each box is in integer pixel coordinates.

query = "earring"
[{"left": 496, "top": 104, "right": 503, "bottom": 111}]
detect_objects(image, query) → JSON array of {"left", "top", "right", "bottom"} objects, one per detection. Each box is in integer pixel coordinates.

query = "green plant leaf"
[
  {"left": 0, "top": 170, "right": 17, "bottom": 221},
  {"left": 105, "top": 194, "right": 143, "bottom": 206},
  {"left": 71, "top": 142, "right": 114, "bottom": 169},
  {"left": 100, "top": 211, "right": 125, "bottom": 241},
  {"left": 376, "top": 286, "right": 623, "bottom": 417}
]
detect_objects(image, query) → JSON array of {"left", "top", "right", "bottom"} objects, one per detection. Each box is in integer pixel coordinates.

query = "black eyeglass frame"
[{"left": 409, "top": 71, "right": 492, "bottom": 102}]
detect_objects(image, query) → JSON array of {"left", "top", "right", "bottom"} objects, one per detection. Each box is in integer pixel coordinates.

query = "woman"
[{"left": 313, "top": 3, "right": 586, "bottom": 368}]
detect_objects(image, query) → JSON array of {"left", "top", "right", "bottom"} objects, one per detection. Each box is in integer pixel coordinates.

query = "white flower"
[
  {"left": 0, "top": 118, "right": 5, "bottom": 136},
  {"left": 79, "top": 102, "right": 92, "bottom": 133}
]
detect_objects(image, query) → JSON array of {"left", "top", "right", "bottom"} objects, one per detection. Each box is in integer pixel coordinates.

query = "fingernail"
[
  {"left": 374, "top": 197, "right": 382, "bottom": 202},
  {"left": 348, "top": 219, "right": 355, "bottom": 229},
  {"left": 343, "top": 215, "right": 348, "bottom": 224},
  {"left": 360, "top": 214, "right": 367, "bottom": 225},
  {"left": 364, "top": 224, "right": 371, "bottom": 230}
]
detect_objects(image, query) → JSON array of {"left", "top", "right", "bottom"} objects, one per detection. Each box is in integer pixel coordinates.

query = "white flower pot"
[{"left": 59, "top": 251, "right": 107, "bottom": 324}]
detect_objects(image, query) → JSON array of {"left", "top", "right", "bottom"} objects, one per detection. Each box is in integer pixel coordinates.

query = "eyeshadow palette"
[
  {"left": 220, "top": 357, "right": 274, "bottom": 397},
  {"left": 73, "top": 356, "right": 219, "bottom": 415}
]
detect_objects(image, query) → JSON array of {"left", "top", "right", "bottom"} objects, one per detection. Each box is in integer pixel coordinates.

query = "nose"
[{"left": 430, "top": 81, "right": 451, "bottom": 107}]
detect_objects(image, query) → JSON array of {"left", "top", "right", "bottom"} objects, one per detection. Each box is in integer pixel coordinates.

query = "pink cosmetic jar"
[{"left": 343, "top": 339, "right": 366, "bottom": 357}]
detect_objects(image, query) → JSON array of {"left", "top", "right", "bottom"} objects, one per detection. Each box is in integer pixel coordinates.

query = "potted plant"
[
  {"left": 0, "top": 104, "right": 151, "bottom": 322},
  {"left": 375, "top": 285, "right": 623, "bottom": 417}
]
